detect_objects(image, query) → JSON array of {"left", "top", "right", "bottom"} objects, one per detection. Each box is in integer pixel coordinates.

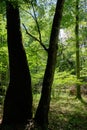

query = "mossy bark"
[{"left": 75, "top": 0, "right": 81, "bottom": 99}]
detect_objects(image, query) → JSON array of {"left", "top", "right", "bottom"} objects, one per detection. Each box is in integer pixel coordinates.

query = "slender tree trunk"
[
  {"left": 2, "top": 1, "right": 32, "bottom": 125},
  {"left": 34, "top": 0, "right": 65, "bottom": 129},
  {"left": 75, "top": 0, "right": 81, "bottom": 99}
]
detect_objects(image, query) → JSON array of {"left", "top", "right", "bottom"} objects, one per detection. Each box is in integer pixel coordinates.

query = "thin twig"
[{"left": 31, "top": 2, "right": 42, "bottom": 43}]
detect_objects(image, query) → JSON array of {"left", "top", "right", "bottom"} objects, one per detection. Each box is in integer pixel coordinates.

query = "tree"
[
  {"left": 75, "top": 0, "right": 82, "bottom": 99},
  {"left": 34, "top": 0, "right": 65, "bottom": 129},
  {"left": 2, "top": 0, "right": 32, "bottom": 126},
  {"left": 1, "top": 0, "right": 65, "bottom": 129}
]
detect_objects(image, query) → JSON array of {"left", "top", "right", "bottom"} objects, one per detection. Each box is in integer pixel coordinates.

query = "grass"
[
  {"left": 0, "top": 93, "right": 87, "bottom": 130},
  {"left": 48, "top": 94, "right": 87, "bottom": 130},
  {"left": 33, "top": 93, "right": 87, "bottom": 130}
]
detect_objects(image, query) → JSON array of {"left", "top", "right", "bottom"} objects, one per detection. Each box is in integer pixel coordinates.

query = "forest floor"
[
  {"left": 0, "top": 93, "right": 87, "bottom": 130},
  {"left": 34, "top": 93, "right": 87, "bottom": 130},
  {"left": 48, "top": 94, "right": 87, "bottom": 130}
]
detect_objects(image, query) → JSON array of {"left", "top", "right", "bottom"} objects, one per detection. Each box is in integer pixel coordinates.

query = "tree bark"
[
  {"left": 34, "top": 0, "right": 65, "bottom": 129},
  {"left": 2, "top": 1, "right": 32, "bottom": 125},
  {"left": 75, "top": 0, "right": 81, "bottom": 99}
]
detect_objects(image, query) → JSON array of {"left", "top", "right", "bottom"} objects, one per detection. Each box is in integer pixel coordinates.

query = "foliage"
[
  {"left": 0, "top": 0, "right": 87, "bottom": 102},
  {"left": 53, "top": 71, "right": 77, "bottom": 87},
  {"left": 0, "top": 13, "right": 8, "bottom": 101}
]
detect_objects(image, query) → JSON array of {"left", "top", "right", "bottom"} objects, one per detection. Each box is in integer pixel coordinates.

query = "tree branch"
[
  {"left": 22, "top": 23, "right": 48, "bottom": 52},
  {"left": 31, "top": 2, "right": 42, "bottom": 43}
]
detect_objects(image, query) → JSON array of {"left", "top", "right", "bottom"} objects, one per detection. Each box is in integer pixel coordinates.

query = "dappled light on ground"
[
  {"left": 0, "top": 94, "right": 87, "bottom": 130},
  {"left": 48, "top": 94, "right": 87, "bottom": 130}
]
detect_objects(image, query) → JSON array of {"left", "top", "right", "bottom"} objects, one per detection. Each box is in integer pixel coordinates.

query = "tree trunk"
[
  {"left": 2, "top": 1, "right": 32, "bottom": 125},
  {"left": 75, "top": 0, "right": 81, "bottom": 99},
  {"left": 34, "top": 0, "right": 65, "bottom": 129}
]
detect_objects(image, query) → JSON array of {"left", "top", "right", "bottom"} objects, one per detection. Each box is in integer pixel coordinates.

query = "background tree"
[{"left": 75, "top": 0, "right": 82, "bottom": 99}]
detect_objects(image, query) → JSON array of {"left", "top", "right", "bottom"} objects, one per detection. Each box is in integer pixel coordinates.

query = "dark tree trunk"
[
  {"left": 2, "top": 1, "right": 32, "bottom": 125},
  {"left": 75, "top": 0, "right": 81, "bottom": 99},
  {"left": 34, "top": 0, "right": 65, "bottom": 129}
]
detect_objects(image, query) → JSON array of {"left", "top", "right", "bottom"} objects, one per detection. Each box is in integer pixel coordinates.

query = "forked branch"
[{"left": 22, "top": 23, "right": 48, "bottom": 52}]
